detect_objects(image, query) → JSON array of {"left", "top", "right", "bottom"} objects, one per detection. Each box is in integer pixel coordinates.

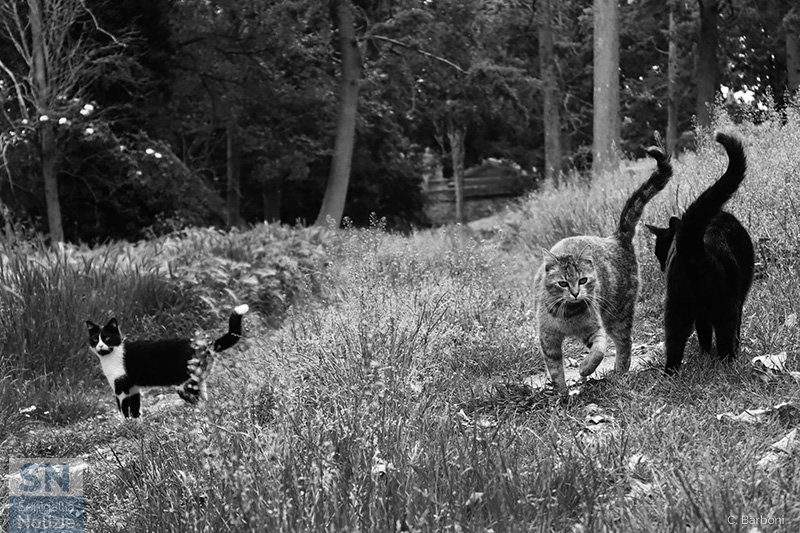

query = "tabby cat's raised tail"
[
  {"left": 615, "top": 146, "right": 673, "bottom": 244},
  {"left": 674, "top": 132, "right": 746, "bottom": 255}
]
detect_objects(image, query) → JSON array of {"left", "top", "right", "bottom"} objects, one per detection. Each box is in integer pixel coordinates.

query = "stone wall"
[{"left": 424, "top": 196, "right": 519, "bottom": 226}]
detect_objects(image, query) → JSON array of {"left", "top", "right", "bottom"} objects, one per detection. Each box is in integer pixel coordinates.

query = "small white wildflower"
[
  {"left": 145, "top": 148, "right": 155, "bottom": 155},
  {"left": 21, "top": 119, "right": 28, "bottom": 125},
  {"left": 85, "top": 127, "right": 94, "bottom": 135},
  {"left": 19, "top": 405, "right": 36, "bottom": 414},
  {"left": 39, "top": 115, "right": 49, "bottom": 122},
  {"left": 154, "top": 152, "right": 163, "bottom": 159},
  {"left": 80, "top": 103, "right": 95, "bottom": 116},
  {"left": 119, "top": 145, "right": 126, "bottom": 151}
]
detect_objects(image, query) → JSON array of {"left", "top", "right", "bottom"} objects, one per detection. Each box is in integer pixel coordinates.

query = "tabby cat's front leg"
[
  {"left": 579, "top": 328, "right": 607, "bottom": 377},
  {"left": 539, "top": 328, "right": 567, "bottom": 395}
]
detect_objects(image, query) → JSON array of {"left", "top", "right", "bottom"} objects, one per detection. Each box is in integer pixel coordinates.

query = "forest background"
[{"left": 0, "top": 0, "right": 798, "bottom": 243}]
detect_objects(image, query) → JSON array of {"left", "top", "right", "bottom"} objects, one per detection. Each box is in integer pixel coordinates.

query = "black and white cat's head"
[{"left": 86, "top": 318, "right": 123, "bottom": 356}]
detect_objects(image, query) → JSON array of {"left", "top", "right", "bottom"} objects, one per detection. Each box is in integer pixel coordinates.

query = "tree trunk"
[
  {"left": 592, "top": 0, "right": 620, "bottom": 175},
  {"left": 667, "top": 6, "right": 679, "bottom": 156},
  {"left": 695, "top": 0, "right": 718, "bottom": 129},
  {"left": 41, "top": 122, "right": 63, "bottom": 242},
  {"left": 30, "top": 0, "right": 63, "bottom": 242},
  {"left": 226, "top": 117, "right": 241, "bottom": 228},
  {"left": 262, "top": 168, "right": 282, "bottom": 223},
  {"left": 314, "top": 0, "right": 361, "bottom": 227},
  {"left": 785, "top": 8, "right": 800, "bottom": 93},
  {"left": 539, "top": 0, "right": 561, "bottom": 187},
  {"left": 447, "top": 123, "right": 466, "bottom": 224}
]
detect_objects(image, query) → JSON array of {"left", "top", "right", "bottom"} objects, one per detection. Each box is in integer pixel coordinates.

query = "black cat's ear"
[
  {"left": 668, "top": 216, "right": 681, "bottom": 232},
  {"left": 105, "top": 317, "right": 118, "bottom": 329},
  {"left": 86, "top": 320, "right": 99, "bottom": 332},
  {"left": 645, "top": 224, "right": 664, "bottom": 236}
]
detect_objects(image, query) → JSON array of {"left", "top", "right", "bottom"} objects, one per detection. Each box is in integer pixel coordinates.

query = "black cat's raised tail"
[
  {"left": 675, "top": 132, "right": 746, "bottom": 254},
  {"left": 213, "top": 304, "right": 249, "bottom": 352}
]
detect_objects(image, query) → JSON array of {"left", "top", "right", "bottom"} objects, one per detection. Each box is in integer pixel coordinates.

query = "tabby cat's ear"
[{"left": 541, "top": 248, "right": 558, "bottom": 265}]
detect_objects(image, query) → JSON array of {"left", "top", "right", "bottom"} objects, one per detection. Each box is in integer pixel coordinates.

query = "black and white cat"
[{"left": 86, "top": 304, "right": 249, "bottom": 418}]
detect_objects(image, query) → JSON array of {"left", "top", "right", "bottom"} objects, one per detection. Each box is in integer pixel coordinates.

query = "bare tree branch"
[{"left": 370, "top": 34, "right": 467, "bottom": 74}]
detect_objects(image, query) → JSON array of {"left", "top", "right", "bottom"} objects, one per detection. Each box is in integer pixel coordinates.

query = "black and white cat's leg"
[
  {"left": 114, "top": 376, "right": 135, "bottom": 419},
  {"left": 695, "top": 313, "right": 713, "bottom": 354},
  {"left": 664, "top": 299, "right": 694, "bottom": 374},
  {"left": 579, "top": 327, "right": 607, "bottom": 377},
  {"left": 539, "top": 328, "right": 567, "bottom": 395},
  {"left": 128, "top": 386, "right": 141, "bottom": 418}
]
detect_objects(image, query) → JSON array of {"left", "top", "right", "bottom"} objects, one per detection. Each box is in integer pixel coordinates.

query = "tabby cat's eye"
[
  {"left": 578, "top": 277, "right": 588, "bottom": 285},
  {"left": 557, "top": 281, "right": 569, "bottom": 287}
]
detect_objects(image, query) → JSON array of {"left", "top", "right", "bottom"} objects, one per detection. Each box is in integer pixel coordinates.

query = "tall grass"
[
  {"left": 0, "top": 223, "right": 327, "bottom": 437},
  {"left": 92, "top": 103, "right": 800, "bottom": 531},
  {"left": 7, "top": 104, "right": 800, "bottom": 531}
]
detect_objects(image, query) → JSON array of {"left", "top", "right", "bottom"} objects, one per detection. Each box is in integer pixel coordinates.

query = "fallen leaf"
[
  {"left": 716, "top": 402, "right": 800, "bottom": 425},
  {"left": 752, "top": 352, "right": 787, "bottom": 371},
  {"left": 756, "top": 428, "right": 799, "bottom": 471}
]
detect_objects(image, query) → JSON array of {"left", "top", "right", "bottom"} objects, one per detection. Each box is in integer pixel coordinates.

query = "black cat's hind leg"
[
  {"left": 713, "top": 304, "right": 742, "bottom": 362},
  {"left": 664, "top": 299, "right": 695, "bottom": 374},
  {"left": 695, "top": 314, "right": 713, "bottom": 354}
]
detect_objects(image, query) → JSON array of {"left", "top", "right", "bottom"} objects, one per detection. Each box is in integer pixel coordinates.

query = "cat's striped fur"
[{"left": 534, "top": 147, "right": 672, "bottom": 394}]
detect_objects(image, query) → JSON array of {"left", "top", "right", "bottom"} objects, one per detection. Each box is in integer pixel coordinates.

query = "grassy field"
[{"left": 2, "top": 107, "right": 800, "bottom": 532}]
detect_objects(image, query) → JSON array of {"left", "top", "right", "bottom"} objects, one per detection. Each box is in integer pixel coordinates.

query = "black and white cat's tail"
[
  {"left": 675, "top": 132, "right": 746, "bottom": 255},
  {"left": 615, "top": 144, "right": 673, "bottom": 244},
  {"left": 212, "top": 304, "right": 249, "bottom": 352}
]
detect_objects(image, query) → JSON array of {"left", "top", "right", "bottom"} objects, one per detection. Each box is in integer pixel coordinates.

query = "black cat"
[
  {"left": 646, "top": 132, "right": 754, "bottom": 373},
  {"left": 86, "top": 305, "right": 249, "bottom": 418}
]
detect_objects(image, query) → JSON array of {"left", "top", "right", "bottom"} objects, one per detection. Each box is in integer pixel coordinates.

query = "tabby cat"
[
  {"left": 87, "top": 305, "right": 248, "bottom": 418},
  {"left": 535, "top": 146, "right": 672, "bottom": 395},
  {"left": 646, "top": 132, "right": 754, "bottom": 373}
]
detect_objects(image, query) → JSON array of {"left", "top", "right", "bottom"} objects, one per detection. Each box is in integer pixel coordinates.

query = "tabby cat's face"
[
  {"left": 542, "top": 254, "right": 596, "bottom": 301},
  {"left": 86, "top": 318, "right": 122, "bottom": 356}
]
